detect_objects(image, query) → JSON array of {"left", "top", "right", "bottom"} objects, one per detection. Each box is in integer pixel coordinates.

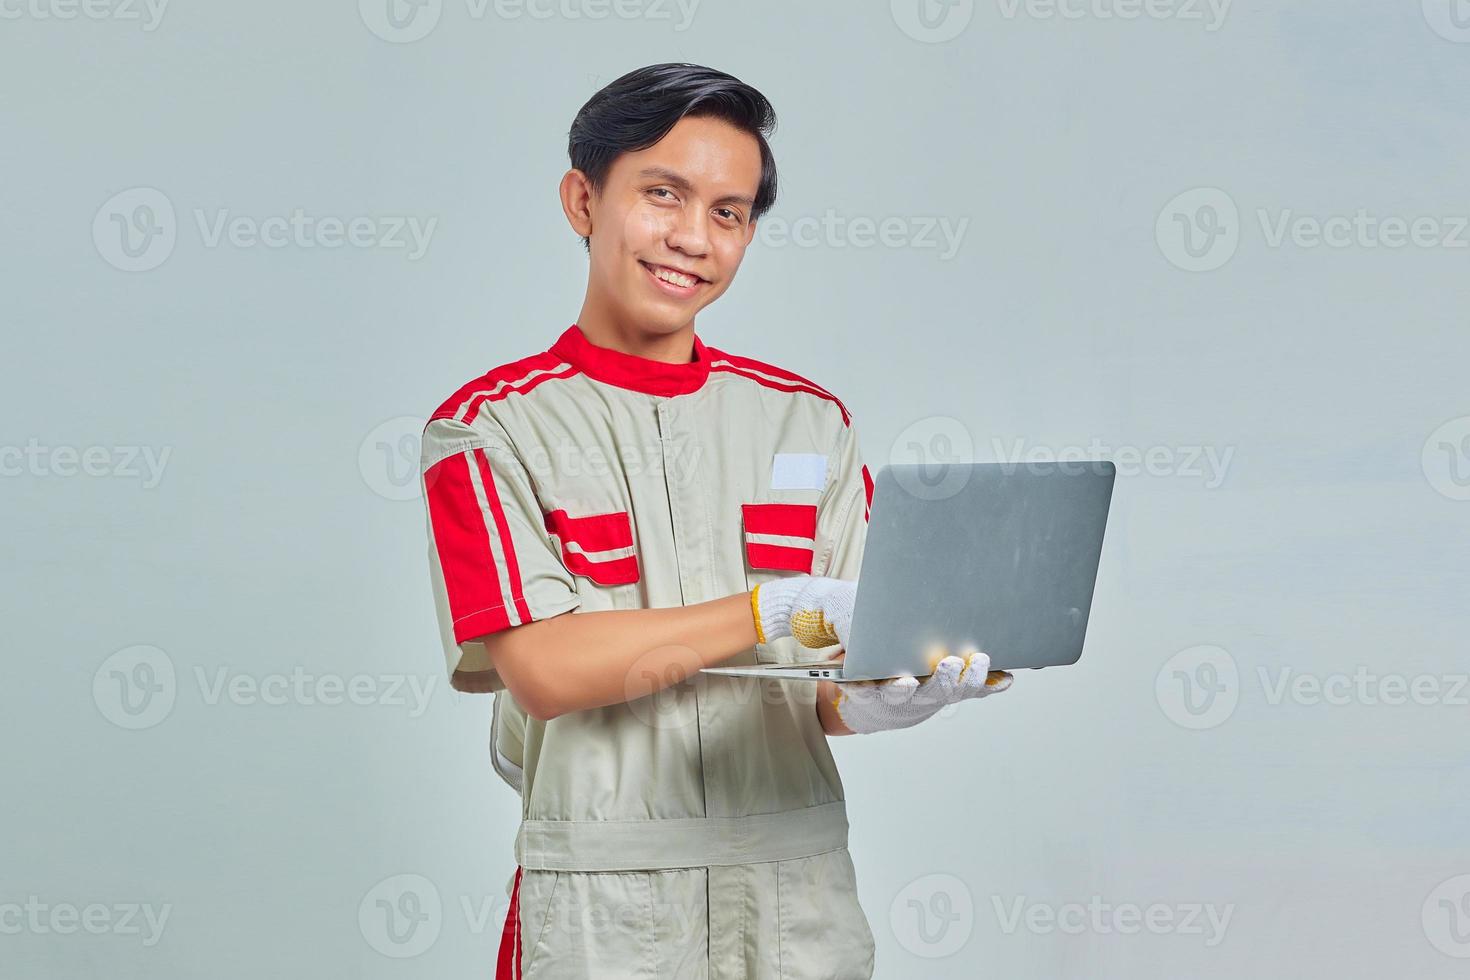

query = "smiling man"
[{"left": 418, "top": 63, "right": 1011, "bottom": 979}]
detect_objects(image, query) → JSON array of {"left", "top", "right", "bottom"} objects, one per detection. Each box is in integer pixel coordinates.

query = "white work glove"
[
  {"left": 750, "top": 576, "right": 856, "bottom": 650},
  {"left": 830, "top": 650, "right": 1013, "bottom": 735}
]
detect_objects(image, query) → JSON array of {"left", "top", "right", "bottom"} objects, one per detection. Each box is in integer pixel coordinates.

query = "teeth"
[{"left": 650, "top": 264, "right": 698, "bottom": 288}]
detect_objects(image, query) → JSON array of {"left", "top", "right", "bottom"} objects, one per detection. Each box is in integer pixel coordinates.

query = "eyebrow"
[{"left": 635, "top": 166, "right": 756, "bottom": 210}]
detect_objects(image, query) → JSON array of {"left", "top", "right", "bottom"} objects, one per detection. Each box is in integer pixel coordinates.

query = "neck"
[{"left": 574, "top": 302, "right": 695, "bottom": 365}]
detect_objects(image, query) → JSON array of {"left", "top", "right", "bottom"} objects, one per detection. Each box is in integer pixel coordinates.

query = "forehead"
[{"left": 607, "top": 114, "right": 762, "bottom": 197}]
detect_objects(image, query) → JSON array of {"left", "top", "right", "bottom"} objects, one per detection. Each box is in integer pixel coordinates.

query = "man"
[{"left": 419, "top": 63, "right": 1013, "bottom": 979}]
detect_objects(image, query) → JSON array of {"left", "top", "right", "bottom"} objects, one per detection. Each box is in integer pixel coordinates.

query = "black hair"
[{"left": 567, "top": 63, "right": 778, "bottom": 252}]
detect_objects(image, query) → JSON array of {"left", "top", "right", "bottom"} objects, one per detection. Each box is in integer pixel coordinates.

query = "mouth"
[{"left": 640, "top": 260, "right": 708, "bottom": 298}]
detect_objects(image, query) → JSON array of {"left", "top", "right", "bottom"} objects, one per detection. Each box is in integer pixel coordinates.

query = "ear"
[{"left": 559, "top": 169, "right": 595, "bottom": 239}]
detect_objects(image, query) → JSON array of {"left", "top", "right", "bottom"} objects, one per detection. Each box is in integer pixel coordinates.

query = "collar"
[{"left": 549, "top": 323, "right": 712, "bottom": 397}]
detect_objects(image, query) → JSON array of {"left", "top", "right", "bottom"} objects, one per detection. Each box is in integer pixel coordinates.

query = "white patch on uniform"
[{"left": 770, "top": 453, "right": 827, "bottom": 490}]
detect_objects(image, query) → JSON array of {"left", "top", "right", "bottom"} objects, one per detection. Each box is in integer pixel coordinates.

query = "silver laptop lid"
[{"left": 841, "top": 461, "right": 1115, "bottom": 678}]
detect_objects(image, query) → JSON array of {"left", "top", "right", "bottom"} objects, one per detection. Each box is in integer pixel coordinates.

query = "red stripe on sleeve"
[
  {"left": 472, "top": 449, "right": 534, "bottom": 626},
  {"left": 424, "top": 452, "right": 511, "bottom": 641},
  {"left": 861, "top": 464, "right": 873, "bottom": 523}
]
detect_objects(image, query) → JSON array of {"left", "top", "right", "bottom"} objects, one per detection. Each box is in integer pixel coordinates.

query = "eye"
[
  {"left": 715, "top": 208, "right": 743, "bottom": 224},
  {"left": 649, "top": 187, "right": 677, "bottom": 201}
]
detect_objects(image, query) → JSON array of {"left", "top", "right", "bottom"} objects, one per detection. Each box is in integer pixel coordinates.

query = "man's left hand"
[{"left": 830, "top": 650, "right": 1013, "bottom": 735}]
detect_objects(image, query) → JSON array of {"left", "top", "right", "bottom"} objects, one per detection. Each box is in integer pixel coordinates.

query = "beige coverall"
[{"left": 420, "top": 323, "right": 876, "bottom": 979}]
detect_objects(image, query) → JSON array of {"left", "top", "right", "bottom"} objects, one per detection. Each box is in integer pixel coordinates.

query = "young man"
[{"left": 419, "top": 63, "right": 1014, "bottom": 980}]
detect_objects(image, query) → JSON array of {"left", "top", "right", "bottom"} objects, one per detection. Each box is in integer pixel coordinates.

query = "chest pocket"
[
  {"left": 543, "top": 508, "right": 640, "bottom": 587},
  {"left": 740, "top": 502, "right": 818, "bottom": 574}
]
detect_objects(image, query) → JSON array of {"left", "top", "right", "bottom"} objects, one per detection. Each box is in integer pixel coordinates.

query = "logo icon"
[
  {"left": 361, "top": 416, "right": 427, "bottom": 501},
  {"left": 623, "top": 649, "right": 700, "bottom": 733},
  {"left": 889, "top": 415, "right": 974, "bottom": 501},
  {"left": 93, "top": 187, "right": 176, "bottom": 272},
  {"left": 93, "top": 645, "right": 177, "bottom": 730},
  {"left": 1422, "top": 416, "right": 1470, "bottom": 501},
  {"left": 359, "top": 873, "right": 443, "bottom": 958},
  {"left": 891, "top": 0, "right": 975, "bottom": 43},
  {"left": 1423, "top": 0, "right": 1470, "bottom": 42},
  {"left": 1156, "top": 187, "right": 1240, "bottom": 272},
  {"left": 359, "top": 0, "right": 443, "bottom": 43},
  {"left": 1155, "top": 644, "right": 1239, "bottom": 730},
  {"left": 1423, "top": 874, "right": 1470, "bottom": 958},
  {"left": 890, "top": 872, "right": 974, "bottom": 958}
]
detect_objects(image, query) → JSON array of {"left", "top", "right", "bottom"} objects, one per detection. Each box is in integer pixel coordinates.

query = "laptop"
[{"left": 701, "top": 460, "right": 1115, "bottom": 683}]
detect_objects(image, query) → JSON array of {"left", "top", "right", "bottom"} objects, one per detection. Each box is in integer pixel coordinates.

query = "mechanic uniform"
[{"left": 419, "top": 323, "right": 877, "bottom": 979}]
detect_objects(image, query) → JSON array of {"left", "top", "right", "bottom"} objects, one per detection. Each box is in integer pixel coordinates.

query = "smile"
[{"left": 641, "top": 261, "right": 706, "bottom": 293}]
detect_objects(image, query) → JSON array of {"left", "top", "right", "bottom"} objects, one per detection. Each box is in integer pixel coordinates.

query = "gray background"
[{"left": 5, "top": 0, "right": 1469, "bottom": 976}]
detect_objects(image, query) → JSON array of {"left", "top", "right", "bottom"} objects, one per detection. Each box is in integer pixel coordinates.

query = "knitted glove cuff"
[{"left": 752, "top": 577, "right": 803, "bottom": 645}]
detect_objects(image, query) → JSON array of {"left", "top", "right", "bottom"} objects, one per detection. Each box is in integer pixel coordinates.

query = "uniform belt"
[{"left": 514, "top": 800, "right": 850, "bottom": 872}]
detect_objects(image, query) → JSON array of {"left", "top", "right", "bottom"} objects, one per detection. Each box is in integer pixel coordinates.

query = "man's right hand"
[{"left": 750, "top": 576, "right": 857, "bottom": 651}]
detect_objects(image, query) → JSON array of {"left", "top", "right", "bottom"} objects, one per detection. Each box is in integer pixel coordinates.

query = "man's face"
[{"left": 578, "top": 114, "right": 761, "bottom": 338}]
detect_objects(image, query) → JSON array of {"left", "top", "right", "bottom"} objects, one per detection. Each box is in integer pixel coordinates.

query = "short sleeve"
[
  {"left": 420, "top": 415, "right": 581, "bottom": 694},
  {"left": 815, "top": 418, "right": 873, "bottom": 582}
]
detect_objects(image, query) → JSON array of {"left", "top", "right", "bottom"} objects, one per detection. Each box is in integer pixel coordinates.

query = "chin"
[{"left": 630, "top": 304, "right": 697, "bottom": 334}]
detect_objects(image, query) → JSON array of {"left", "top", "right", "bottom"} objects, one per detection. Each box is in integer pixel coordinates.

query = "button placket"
[{"left": 660, "top": 396, "right": 740, "bottom": 826}]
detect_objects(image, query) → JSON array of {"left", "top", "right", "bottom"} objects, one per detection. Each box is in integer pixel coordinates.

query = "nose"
[{"left": 664, "top": 203, "right": 710, "bottom": 259}]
